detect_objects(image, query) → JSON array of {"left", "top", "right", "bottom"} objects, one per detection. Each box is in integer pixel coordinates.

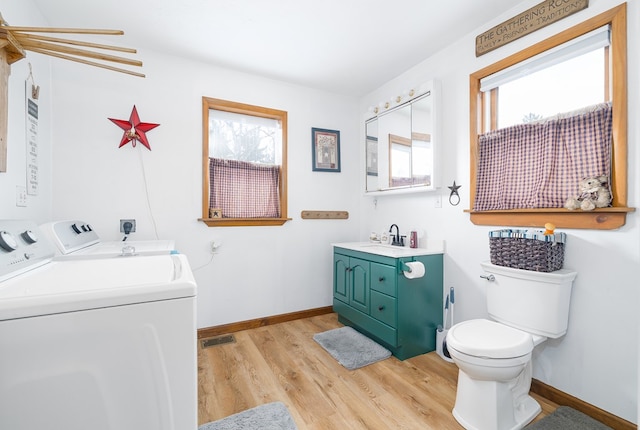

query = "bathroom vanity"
[{"left": 332, "top": 242, "right": 444, "bottom": 360}]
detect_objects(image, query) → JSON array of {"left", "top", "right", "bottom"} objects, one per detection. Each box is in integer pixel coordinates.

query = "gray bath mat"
[
  {"left": 313, "top": 326, "right": 391, "bottom": 370},
  {"left": 525, "top": 406, "right": 612, "bottom": 429},
  {"left": 198, "top": 402, "right": 297, "bottom": 430}
]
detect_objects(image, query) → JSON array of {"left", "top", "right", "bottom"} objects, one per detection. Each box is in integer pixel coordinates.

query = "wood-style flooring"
[{"left": 198, "top": 312, "right": 558, "bottom": 429}]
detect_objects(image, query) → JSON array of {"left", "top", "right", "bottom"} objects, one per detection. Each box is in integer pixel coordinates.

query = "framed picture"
[{"left": 311, "top": 127, "right": 341, "bottom": 172}]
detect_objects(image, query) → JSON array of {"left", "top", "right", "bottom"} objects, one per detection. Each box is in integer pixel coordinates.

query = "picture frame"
[{"left": 311, "top": 127, "right": 341, "bottom": 172}]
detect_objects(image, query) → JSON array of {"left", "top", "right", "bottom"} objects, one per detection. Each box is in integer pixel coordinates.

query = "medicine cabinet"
[{"left": 365, "top": 81, "right": 438, "bottom": 195}]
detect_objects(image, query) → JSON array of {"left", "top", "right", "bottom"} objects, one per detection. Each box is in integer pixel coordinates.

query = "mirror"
[{"left": 365, "top": 83, "right": 437, "bottom": 194}]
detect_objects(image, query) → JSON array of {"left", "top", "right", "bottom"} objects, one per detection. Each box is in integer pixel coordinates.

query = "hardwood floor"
[{"left": 198, "top": 313, "right": 558, "bottom": 429}]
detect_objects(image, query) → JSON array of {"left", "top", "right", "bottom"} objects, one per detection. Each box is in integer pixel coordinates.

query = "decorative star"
[
  {"left": 109, "top": 105, "right": 160, "bottom": 150},
  {"left": 448, "top": 181, "right": 462, "bottom": 206}
]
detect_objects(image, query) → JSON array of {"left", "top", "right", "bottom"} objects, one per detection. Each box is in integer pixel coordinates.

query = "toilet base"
[{"left": 452, "top": 370, "right": 541, "bottom": 430}]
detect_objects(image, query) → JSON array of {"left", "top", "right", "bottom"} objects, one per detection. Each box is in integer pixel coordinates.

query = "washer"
[
  {"left": 40, "top": 220, "right": 176, "bottom": 260},
  {"left": 0, "top": 220, "right": 197, "bottom": 430}
]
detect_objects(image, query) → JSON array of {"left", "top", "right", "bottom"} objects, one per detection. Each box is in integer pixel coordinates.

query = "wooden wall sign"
[{"left": 475, "top": 0, "right": 589, "bottom": 57}]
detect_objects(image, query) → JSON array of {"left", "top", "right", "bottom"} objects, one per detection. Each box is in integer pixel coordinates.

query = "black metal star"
[
  {"left": 448, "top": 181, "right": 461, "bottom": 193},
  {"left": 448, "top": 181, "right": 461, "bottom": 206}
]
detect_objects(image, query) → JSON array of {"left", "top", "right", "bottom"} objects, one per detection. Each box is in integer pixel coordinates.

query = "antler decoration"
[{"left": 0, "top": 11, "right": 144, "bottom": 77}]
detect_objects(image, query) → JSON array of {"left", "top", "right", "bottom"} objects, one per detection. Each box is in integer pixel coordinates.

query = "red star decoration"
[{"left": 109, "top": 105, "right": 160, "bottom": 150}]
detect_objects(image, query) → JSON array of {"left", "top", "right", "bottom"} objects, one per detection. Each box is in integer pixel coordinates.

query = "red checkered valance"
[
  {"left": 209, "top": 158, "right": 281, "bottom": 218},
  {"left": 474, "top": 103, "right": 612, "bottom": 211}
]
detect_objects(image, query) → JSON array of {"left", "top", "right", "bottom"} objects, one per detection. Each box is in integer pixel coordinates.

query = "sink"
[{"left": 333, "top": 241, "right": 444, "bottom": 258}]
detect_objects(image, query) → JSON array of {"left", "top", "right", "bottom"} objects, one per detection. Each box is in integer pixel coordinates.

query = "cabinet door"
[
  {"left": 333, "top": 253, "right": 349, "bottom": 303},
  {"left": 349, "top": 257, "right": 370, "bottom": 314}
]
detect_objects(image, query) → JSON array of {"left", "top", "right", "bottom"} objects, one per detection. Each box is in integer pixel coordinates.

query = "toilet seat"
[{"left": 447, "top": 319, "right": 533, "bottom": 359}]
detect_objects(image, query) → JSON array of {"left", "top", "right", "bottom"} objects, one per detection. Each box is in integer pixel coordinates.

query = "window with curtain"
[
  {"left": 201, "top": 98, "right": 289, "bottom": 227},
  {"left": 468, "top": 4, "right": 631, "bottom": 229}
]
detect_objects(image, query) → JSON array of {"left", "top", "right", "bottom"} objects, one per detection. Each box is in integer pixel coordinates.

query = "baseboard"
[
  {"left": 197, "top": 306, "right": 334, "bottom": 339},
  {"left": 531, "top": 378, "right": 636, "bottom": 430}
]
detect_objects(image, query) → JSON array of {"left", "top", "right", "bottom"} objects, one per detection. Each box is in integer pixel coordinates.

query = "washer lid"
[
  {"left": 0, "top": 254, "right": 196, "bottom": 321},
  {"left": 447, "top": 319, "right": 533, "bottom": 359}
]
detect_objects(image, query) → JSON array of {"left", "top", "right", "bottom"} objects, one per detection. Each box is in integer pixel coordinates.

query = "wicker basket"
[{"left": 489, "top": 229, "right": 565, "bottom": 272}]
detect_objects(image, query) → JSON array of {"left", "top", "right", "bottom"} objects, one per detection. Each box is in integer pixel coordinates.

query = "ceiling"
[{"left": 28, "top": 0, "right": 519, "bottom": 97}]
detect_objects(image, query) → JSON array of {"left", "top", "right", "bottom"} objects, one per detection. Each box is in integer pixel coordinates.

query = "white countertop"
[{"left": 333, "top": 241, "right": 444, "bottom": 258}]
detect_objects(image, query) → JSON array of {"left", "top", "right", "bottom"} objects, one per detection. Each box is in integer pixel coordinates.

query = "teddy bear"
[{"left": 564, "top": 175, "right": 612, "bottom": 211}]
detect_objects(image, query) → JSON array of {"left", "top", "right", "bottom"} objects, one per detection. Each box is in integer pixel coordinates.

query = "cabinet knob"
[
  {"left": 378, "top": 305, "right": 385, "bottom": 311},
  {"left": 378, "top": 276, "right": 385, "bottom": 282}
]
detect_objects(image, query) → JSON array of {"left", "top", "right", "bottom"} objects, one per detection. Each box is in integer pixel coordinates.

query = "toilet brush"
[
  {"left": 437, "top": 293, "right": 454, "bottom": 362},
  {"left": 443, "top": 294, "right": 449, "bottom": 329},
  {"left": 449, "top": 287, "right": 455, "bottom": 328}
]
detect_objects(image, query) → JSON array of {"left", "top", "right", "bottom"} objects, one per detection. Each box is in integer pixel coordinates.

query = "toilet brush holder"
[{"left": 436, "top": 328, "right": 454, "bottom": 363}]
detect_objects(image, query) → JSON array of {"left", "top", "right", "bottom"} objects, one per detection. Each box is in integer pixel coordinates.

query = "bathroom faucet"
[{"left": 389, "top": 224, "right": 403, "bottom": 246}]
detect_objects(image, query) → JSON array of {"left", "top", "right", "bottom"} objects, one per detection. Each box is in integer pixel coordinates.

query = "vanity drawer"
[
  {"left": 370, "top": 263, "right": 396, "bottom": 296},
  {"left": 370, "top": 290, "right": 397, "bottom": 328}
]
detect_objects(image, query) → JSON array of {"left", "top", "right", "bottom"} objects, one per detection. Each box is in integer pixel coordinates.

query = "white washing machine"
[
  {"left": 40, "top": 220, "right": 176, "bottom": 260},
  {"left": 0, "top": 220, "right": 197, "bottom": 430}
]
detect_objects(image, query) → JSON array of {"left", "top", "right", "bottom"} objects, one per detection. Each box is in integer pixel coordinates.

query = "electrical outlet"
[
  {"left": 210, "top": 241, "right": 221, "bottom": 253},
  {"left": 120, "top": 219, "right": 136, "bottom": 233},
  {"left": 434, "top": 193, "right": 442, "bottom": 208}
]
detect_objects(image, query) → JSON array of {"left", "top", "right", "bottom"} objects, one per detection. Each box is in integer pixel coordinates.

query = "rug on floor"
[
  {"left": 525, "top": 406, "right": 613, "bottom": 429},
  {"left": 198, "top": 402, "right": 297, "bottom": 430},
  {"left": 313, "top": 326, "right": 392, "bottom": 370}
]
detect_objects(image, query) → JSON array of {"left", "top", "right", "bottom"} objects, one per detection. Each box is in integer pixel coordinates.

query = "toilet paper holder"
[{"left": 401, "top": 262, "right": 413, "bottom": 272}]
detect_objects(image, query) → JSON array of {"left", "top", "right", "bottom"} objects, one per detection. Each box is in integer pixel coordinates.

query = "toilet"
[{"left": 446, "top": 262, "right": 577, "bottom": 430}]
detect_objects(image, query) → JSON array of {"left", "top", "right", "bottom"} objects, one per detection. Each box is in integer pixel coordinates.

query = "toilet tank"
[{"left": 481, "top": 262, "right": 577, "bottom": 338}]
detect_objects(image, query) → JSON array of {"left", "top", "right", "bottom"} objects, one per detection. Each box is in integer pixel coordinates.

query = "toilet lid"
[{"left": 447, "top": 319, "right": 533, "bottom": 359}]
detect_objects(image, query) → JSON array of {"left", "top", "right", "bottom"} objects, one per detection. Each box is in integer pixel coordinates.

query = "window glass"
[
  {"left": 496, "top": 49, "right": 605, "bottom": 128},
  {"left": 209, "top": 110, "right": 282, "bottom": 164}
]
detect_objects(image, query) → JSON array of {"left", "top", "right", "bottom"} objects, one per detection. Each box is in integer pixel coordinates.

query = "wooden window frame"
[
  {"left": 468, "top": 4, "right": 634, "bottom": 230},
  {"left": 201, "top": 97, "right": 290, "bottom": 227}
]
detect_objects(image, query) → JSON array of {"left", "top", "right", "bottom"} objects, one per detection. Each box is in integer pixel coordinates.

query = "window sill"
[
  {"left": 199, "top": 217, "right": 292, "bottom": 227},
  {"left": 465, "top": 207, "right": 635, "bottom": 230}
]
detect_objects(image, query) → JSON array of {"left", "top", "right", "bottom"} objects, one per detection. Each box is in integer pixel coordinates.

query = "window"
[
  {"left": 468, "top": 4, "right": 632, "bottom": 230},
  {"left": 201, "top": 98, "right": 289, "bottom": 227}
]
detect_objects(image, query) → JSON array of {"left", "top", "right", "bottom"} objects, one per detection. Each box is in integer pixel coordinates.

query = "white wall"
[
  {"left": 46, "top": 49, "right": 361, "bottom": 329},
  {"left": 0, "top": 2, "right": 52, "bottom": 223},
  {"left": 358, "top": 0, "right": 639, "bottom": 423}
]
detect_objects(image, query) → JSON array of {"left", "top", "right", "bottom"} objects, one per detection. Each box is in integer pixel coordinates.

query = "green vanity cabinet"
[{"left": 332, "top": 245, "right": 443, "bottom": 360}]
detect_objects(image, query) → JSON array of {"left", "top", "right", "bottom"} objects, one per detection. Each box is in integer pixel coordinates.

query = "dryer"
[
  {"left": 0, "top": 220, "right": 197, "bottom": 430},
  {"left": 40, "top": 219, "right": 175, "bottom": 259}
]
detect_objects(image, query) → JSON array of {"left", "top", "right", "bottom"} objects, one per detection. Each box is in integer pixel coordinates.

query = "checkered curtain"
[
  {"left": 474, "top": 103, "right": 612, "bottom": 211},
  {"left": 210, "top": 158, "right": 281, "bottom": 218}
]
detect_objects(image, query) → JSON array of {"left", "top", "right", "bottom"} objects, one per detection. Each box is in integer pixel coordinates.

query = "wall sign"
[
  {"left": 25, "top": 80, "right": 38, "bottom": 195},
  {"left": 475, "top": 0, "right": 589, "bottom": 57}
]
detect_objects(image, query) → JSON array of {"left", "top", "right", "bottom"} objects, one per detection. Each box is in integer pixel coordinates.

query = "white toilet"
[{"left": 446, "top": 262, "right": 577, "bottom": 430}]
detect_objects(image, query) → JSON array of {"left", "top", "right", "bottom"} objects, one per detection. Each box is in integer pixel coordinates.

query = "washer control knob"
[
  {"left": 21, "top": 230, "right": 38, "bottom": 244},
  {"left": 71, "top": 223, "right": 82, "bottom": 234},
  {"left": 0, "top": 231, "right": 18, "bottom": 252}
]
